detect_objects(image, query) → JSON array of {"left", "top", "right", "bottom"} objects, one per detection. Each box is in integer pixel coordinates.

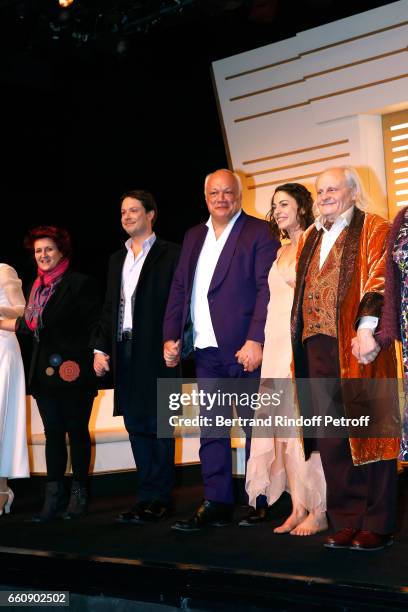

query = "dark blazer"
[
  {"left": 94, "top": 237, "right": 180, "bottom": 417},
  {"left": 163, "top": 211, "right": 278, "bottom": 363},
  {"left": 17, "top": 270, "right": 101, "bottom": 398}
]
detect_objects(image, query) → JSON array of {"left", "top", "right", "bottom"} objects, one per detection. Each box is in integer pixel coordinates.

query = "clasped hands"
[
  {"left": 163, "top": 339, "right": 262, "bottom": 372},
  {"left": 351, "top": 328, "right": 380, "bottom": 365},
  {"left": 98, "top": 331, "right": 376, "bottom": 375},
  {"left": 235, "top": 340, "right": 263, "bottom": 372}
]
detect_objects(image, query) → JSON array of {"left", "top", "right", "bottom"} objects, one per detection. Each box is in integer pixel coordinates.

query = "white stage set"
[
  {"left": 27, "top": 0, "right": 408, "bottom": 475},
  {"left": 211, "top": 0, "right": 407, "bottom": 220}
]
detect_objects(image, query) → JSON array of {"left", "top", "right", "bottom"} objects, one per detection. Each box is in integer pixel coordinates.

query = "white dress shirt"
[
  {"left": 94, "top": 233, "right": 156, "bottom": 357},
  {"left": 122, "top": 233, "right": 156, "bottom": 332},
  {"left": 314, "top": 206, "right": 377, "bottom": 331},
  {"left": 314, "top": 205, "right": 354, "bottom": 269},
  {"left": 191, "top": 210, "right": 242, "bottom": 348}
]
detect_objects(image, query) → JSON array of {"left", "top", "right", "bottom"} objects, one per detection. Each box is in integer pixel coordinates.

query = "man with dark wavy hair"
[{"left": 94, "top": 190, "right": 180, "bottom": 524}]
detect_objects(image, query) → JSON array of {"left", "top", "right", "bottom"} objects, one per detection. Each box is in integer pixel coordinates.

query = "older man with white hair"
[
  {"left": 164, "top": 168, "right": 278, "bottom": 531},
  {"left": 291, "top": 166, "right": 400, "bottom": 551}
]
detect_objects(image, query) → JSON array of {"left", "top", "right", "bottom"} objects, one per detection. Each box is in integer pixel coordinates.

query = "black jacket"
[
  {"left": 93, "top": 238, "right": 180, "bottom": 418},
  {"left": 17, "top": 270, "right": 101, "bottom": 398}
]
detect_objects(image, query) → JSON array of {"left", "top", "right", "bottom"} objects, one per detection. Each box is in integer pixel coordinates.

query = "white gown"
[
  {"left": 246, "top": 256, "right": 326, "bottom": 512},
  {"left": 0, "top": 264, "right": 29, "bottom": 479}
]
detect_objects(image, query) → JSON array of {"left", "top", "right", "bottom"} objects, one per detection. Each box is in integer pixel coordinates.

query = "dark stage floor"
[{"left": 1, "top": 469, "right": 408, "bottom": 610}]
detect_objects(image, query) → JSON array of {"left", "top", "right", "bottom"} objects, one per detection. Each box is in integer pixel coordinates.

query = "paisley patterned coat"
[{"left": 291, "top": 207, "right": 400, "bottom": 465}]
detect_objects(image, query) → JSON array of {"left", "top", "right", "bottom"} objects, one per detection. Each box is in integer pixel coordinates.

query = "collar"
[
  {"left": 205, "top": 208, "right": 242, "bottom": 231},
  {"left": 315, "top": 205, "right": 355, "bottom": 233},
  {"left": 124, "top": 232, "right": 156, "bottom": 252}
]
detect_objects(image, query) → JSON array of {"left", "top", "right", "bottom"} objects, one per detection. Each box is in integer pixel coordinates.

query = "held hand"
[
  {"left": 235, "top": 340, "right": 263, "bottom": 372},
  {"left": 163, "top": 339, "right": 181, "bottom": 367},
  {"left": 93, "top": 353, "right": 110, "bottom": 377},
  {"left": 351, "top": 329, "right": 381, "bottom": 365}
]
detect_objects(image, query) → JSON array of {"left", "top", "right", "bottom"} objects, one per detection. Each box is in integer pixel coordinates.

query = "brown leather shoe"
[
  {"left": 350, "top": 530, "right": 394, "bottom": 551},
  {"left": 324, "top": 527, "right": 358, "bottom": 548}
]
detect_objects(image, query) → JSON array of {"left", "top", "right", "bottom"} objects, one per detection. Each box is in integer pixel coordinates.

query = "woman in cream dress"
[
  {"left": 0, "top": 263, "right": 29, "bottom": 515},
  {"left": 246, "top": 183, "right": 327, "bottom": 536}
]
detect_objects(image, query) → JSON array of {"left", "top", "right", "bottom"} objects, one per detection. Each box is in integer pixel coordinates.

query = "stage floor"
[{"left": 1, "top": 469, "right": 408, "bottom": 610}]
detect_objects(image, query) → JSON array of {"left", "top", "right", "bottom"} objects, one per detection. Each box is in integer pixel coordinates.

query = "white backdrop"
[{"left": 212, "top": 0, "right": 408, "bottom": 219}]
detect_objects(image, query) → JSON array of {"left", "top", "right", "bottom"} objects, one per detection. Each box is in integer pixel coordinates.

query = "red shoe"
[
  {"left": 324, "top": 527, "right": 358, "bottom": 548},
  {"left": 350, "top": 530, "right": 393, "bottom": 551}
]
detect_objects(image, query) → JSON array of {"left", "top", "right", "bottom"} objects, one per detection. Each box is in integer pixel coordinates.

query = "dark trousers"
[
  {"left": 195, "top": 347, "right": 267, "bottom": 507},
  {"left": 305, "top": 334, "right": 398, "bottom": 534},
  {"left": 116, "top": 341, "right": 174, "bottom": 504},
  {"left": 35, "top": 393, "right": 94, "bottom": 484}
]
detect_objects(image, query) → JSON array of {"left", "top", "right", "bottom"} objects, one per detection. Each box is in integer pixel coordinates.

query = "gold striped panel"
[
  {"left": 230, "top": 78, "right": 304, "bottom": 102},
  {"left": 245, "top": 153, "right": 350, "bottom": 177},
  {"left": 230, "top": 48, "right": 407, "bottom": 102},
  {"left": 235, "top": 72, "right": 408, "bottom": 123},
  {"left": 382, "top": 109, "right": 408, "bottom": 219},
  {"left": 301, "top": 20, "right": 408, "bottom": 57},
  {"left": 247, "top": 171, "right": 319, "bottom": 190},
  {"left": 235, "top": 101, "right": 308, "bottom": 123},
  {"left": 243, "top": 140, "right": 349, "bottom": 165},
  {"left": 305, "top": 47, "right": 407, "bottom": 79},
  {"left": 311, "top": 72, "right": 408, "bottom": 103},
  {"left": 225, "top": 20, "right": 408, "bottom": 80},
  {"left": 225, "top": 55, "right": 299, "bottom": 81}
]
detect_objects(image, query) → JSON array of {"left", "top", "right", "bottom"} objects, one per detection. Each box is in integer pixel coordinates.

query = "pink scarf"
[{"left": 25, "top": 257, "right": 70, "bottom": 331}]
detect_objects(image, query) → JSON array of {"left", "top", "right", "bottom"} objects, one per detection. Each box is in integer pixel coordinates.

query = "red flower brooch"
[{"left": 59, "top": 360, "right": 80, "bottom": 382}]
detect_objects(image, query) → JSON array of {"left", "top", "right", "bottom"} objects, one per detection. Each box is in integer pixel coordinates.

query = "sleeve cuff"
[
  {"left": 357, "top": 316, "right": 378, "bottom": 331},
  {"left": 355, "top": 292, "right": 383, "bottom": 329}
]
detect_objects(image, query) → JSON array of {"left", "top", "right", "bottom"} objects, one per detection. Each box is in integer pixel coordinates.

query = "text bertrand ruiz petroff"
[{"left": 167, "top": 390, "right": 370, "bottom": 428}]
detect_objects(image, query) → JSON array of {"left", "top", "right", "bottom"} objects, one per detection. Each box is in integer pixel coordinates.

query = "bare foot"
[
  {"left": 290, "top": 511, "right": 328, "bottom": 536},
  {"left": 274, "top": 508, "right": 307, "bottom": 533}
]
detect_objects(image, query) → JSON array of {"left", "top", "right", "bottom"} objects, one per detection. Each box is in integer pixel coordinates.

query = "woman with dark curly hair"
[
  {"left": 244, "top": 183, "right": 327, "bottom": 535},
  {"left": 0, "top": 226, "right": 100, "bottom": 521}
]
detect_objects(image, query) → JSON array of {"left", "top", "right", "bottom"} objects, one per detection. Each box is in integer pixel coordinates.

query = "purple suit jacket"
[{"left": 163, "top": 210, "right": 279, "bottom": 363}]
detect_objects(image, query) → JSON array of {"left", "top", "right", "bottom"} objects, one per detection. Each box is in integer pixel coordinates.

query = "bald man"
[{"left": 164, "top": 169, "right": 278, "bottom": 531}]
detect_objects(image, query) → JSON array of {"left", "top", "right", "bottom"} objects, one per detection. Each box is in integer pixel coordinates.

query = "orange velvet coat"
[{"left": 291, "top": 207, "right": 400, "bottom": 465}]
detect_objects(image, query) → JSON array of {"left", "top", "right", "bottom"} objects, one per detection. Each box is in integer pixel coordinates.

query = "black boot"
[
  {"left": 32, "top": 481, "right": 66, "bottom": 523},
  {"left": 62, "top": 480, "right": 88, "bottom": 520}
]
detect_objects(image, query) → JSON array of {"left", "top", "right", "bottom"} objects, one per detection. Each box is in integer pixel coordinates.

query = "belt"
[{"left": 121, "top": 330, "right": 132, "bottom": 341}]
